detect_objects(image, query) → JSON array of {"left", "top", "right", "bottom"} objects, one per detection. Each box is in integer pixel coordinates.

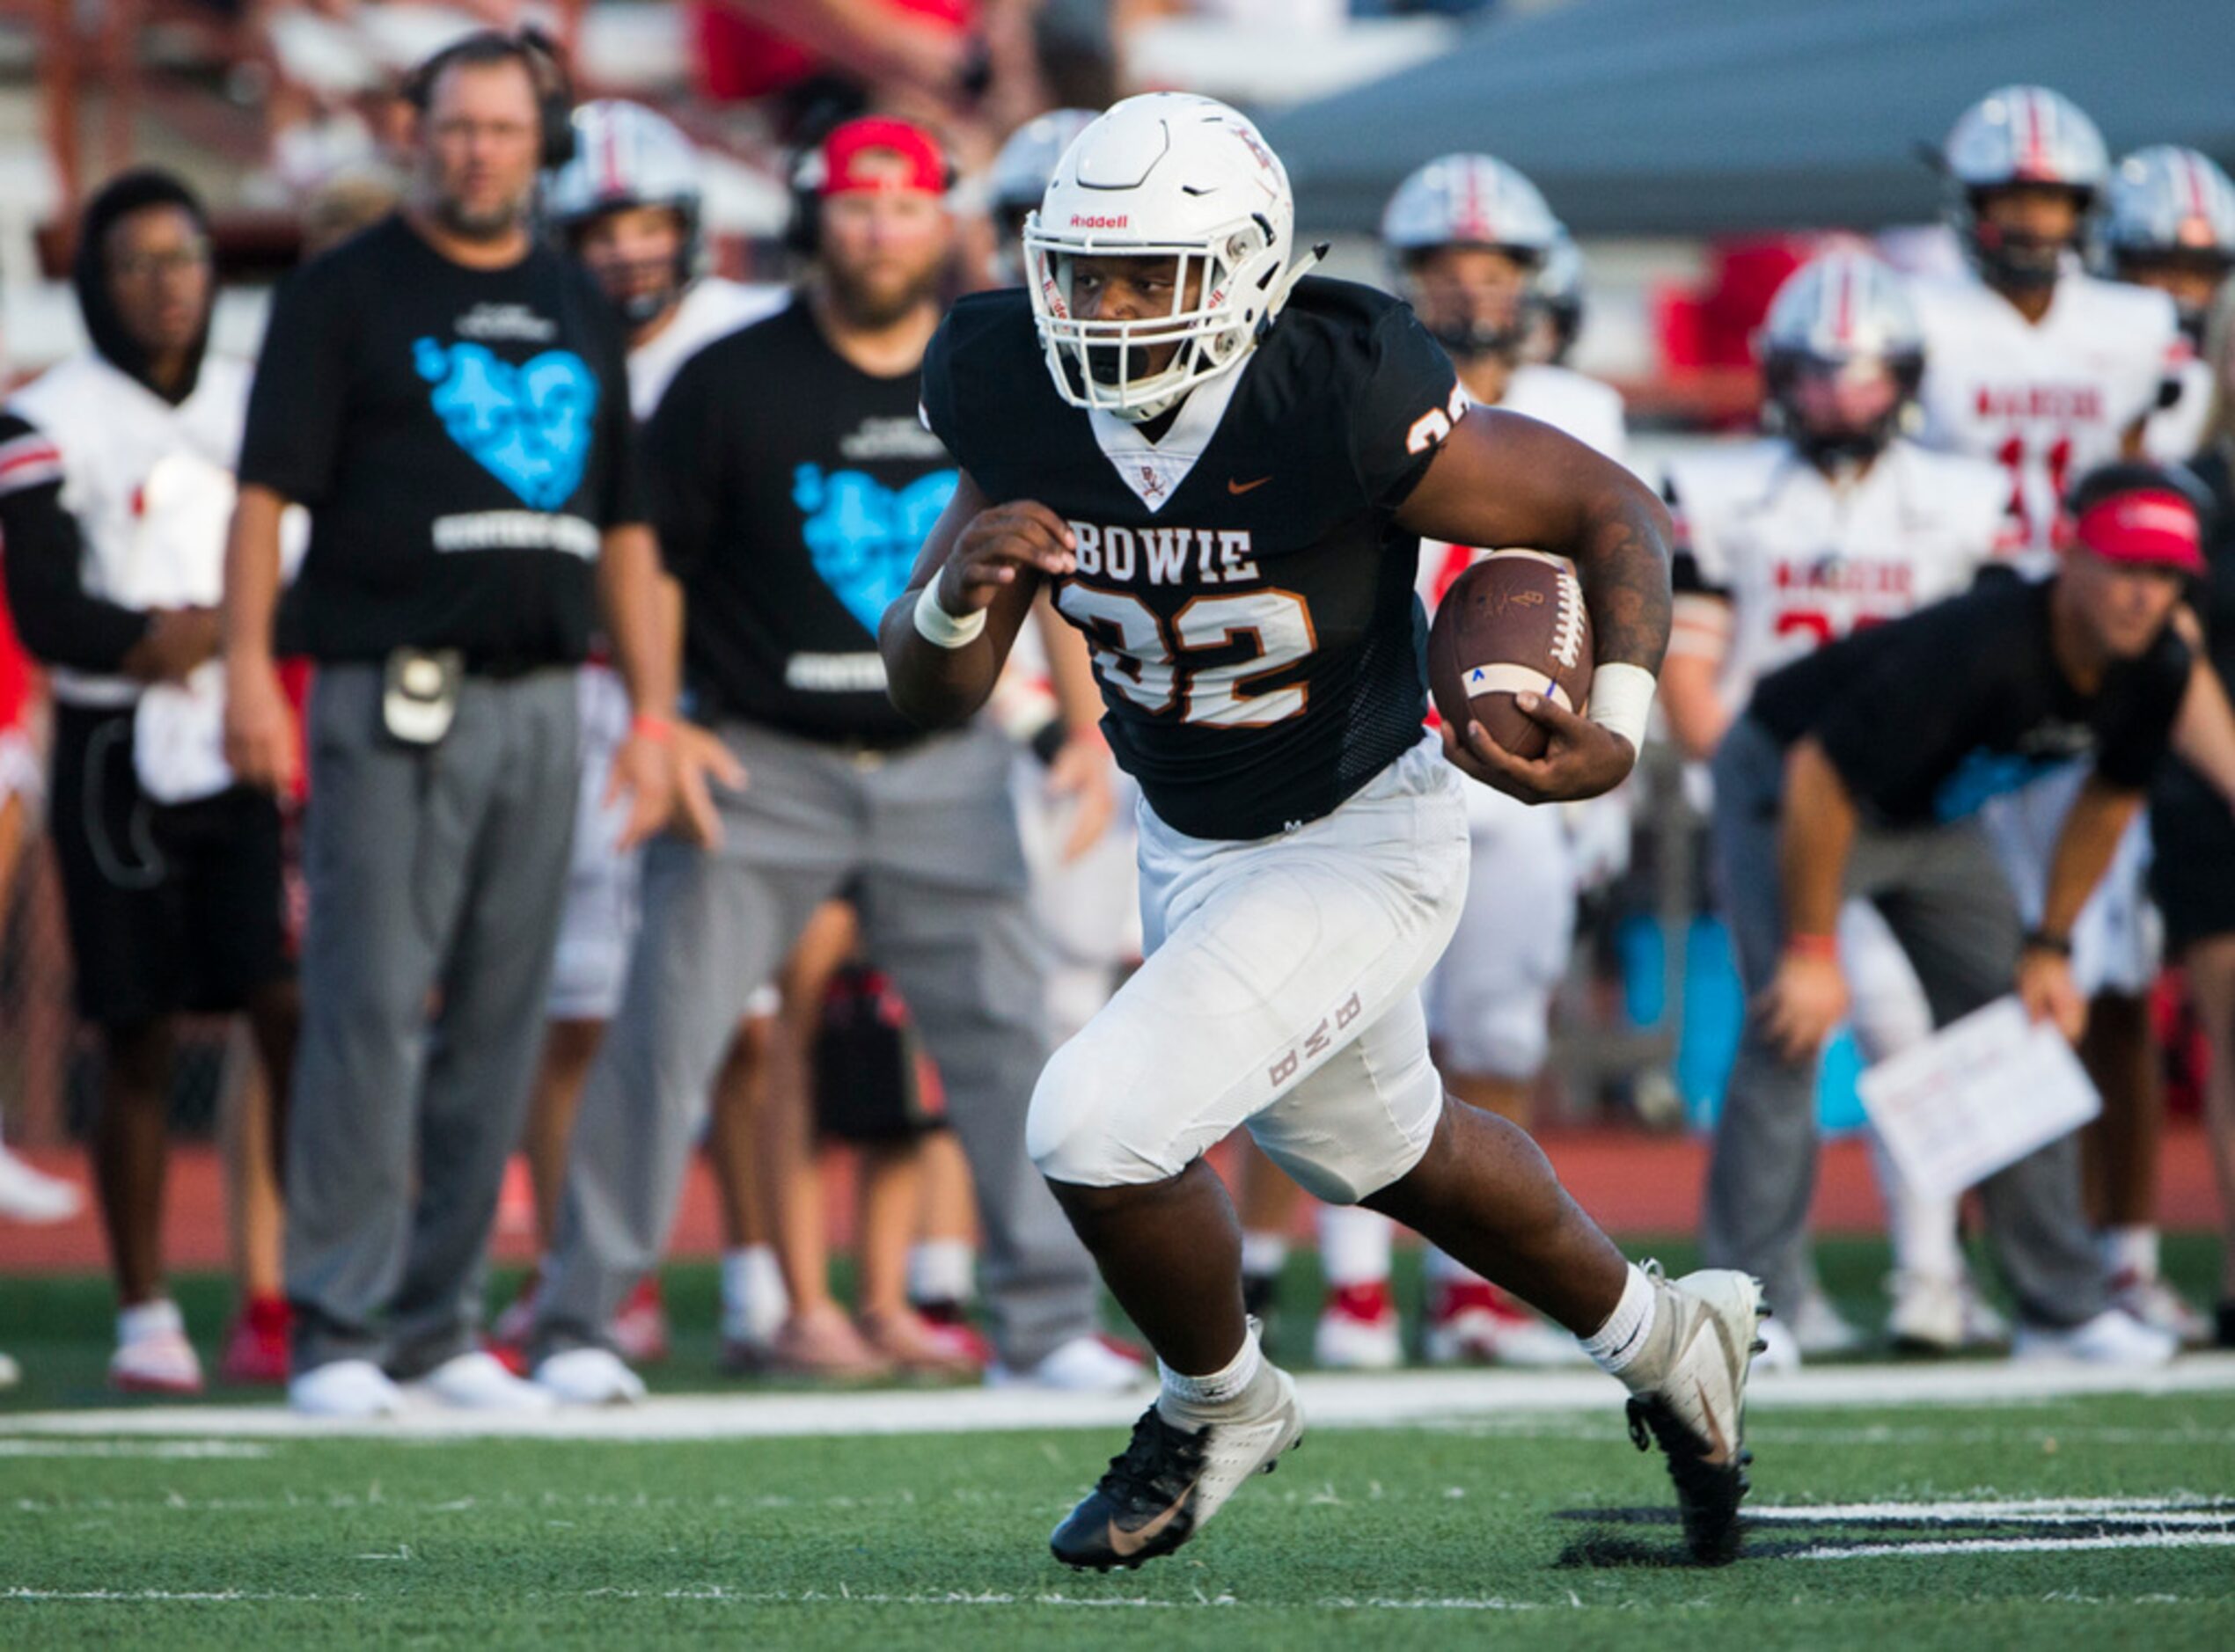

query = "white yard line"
[
  {"left": 3, "top": 1355, "right": 2231, "bottom": 1444},
  {"left": 1796, "top": 1531, "right": 2235, "bottom": 1561}
]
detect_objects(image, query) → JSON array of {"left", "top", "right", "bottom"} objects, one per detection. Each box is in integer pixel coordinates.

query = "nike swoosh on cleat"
[
  {"left": 1693, "top": 1378, "right": 1731, "bottom": 1465},
  {"left": 1105, "top": 1480, "right": 1198, "bottom": 1558},
  {"left": 1227, "top": 475, "right": 1272, "bottom": 494}
]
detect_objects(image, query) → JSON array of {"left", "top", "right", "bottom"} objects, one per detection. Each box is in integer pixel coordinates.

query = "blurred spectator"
[
  {"left": 494, "top": 98, "right": 782, "bottom": 1370},
  {"left": 221, "top": 32, "right": 671, "bottom": 1418},
  {"left": 0, "top": 171, "right": 299, "bottom": 1396},
  {"left": 526, "top": 115, "right": 1133, "bottom": 1406}
]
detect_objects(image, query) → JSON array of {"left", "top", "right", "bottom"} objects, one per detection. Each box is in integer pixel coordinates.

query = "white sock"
[
  {"left": 1240, "top": 1231, "right": 1289, "bottom": 1280},
  {"left": 908, "top": 1239, "right": 977, "bottom": 1305},
  {"left": 719, "top": 1246, "right": 788, "bottom": 1343},
  {"left": 1423, "top": 1245, "right": 1485, "bottom": 1287},
  {"left": 1317, "top": 1204, "right": 1396, "bottom": 1288},
  {"left": 2100, "top": 1225, "right": 2159, "bottom": 1281},
  {"left": 1872, "top": 1132, "right": 1963, "bottom": 1282},
  {"left": 1157, "top": 1323, "right": 1264, "bottom": 1419},
  {"left": 1580, "top": 1263, "right": 1658, "bottom": 1378}
]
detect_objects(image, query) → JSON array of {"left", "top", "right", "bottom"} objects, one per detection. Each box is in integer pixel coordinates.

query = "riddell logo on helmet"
[{"left": 1070, "top": 213, "right": 1129, "bottom": 229}]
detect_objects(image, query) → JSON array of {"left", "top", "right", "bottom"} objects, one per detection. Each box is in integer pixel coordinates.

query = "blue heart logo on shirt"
[
  {"left": 414, "top": 338, "right": 598, "bottom": 512},
  {"left": 793, "top": 464, "right": 959, "bottom": 633}
]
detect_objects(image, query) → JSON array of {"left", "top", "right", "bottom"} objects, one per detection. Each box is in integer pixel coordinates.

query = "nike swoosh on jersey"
[
  {"left": 1105, "top": 1480, "right": 1198, "bottom": 1557},
  {"left": 1227, "top": 475, "right": 1272, "bottom": 495}
]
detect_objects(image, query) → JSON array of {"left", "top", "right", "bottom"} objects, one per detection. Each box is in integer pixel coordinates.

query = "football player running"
[
  {"left": 1298, "top": 154, "right": 1631, "bottom": 1374},
  {"left": 2095, "top": 144, "right": 2235, "bottom": 464},
  {"left": 881, "top": 94, "right": 1764, "bottom": 1571},
  {"left": 1660, "top": 252, "right": 2013, "bottom": 1361}
]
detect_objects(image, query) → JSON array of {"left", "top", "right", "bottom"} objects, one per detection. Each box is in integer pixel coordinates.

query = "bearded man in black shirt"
[
  {"left": 525, "top": 116, "right": 1134, "bottom": 1405},
  {"left": 220, "top": 32, "right": 675, "bottom": 1419},
  {"left": 1706, "top": 463, "right": 2207, "bottom": 1368}
]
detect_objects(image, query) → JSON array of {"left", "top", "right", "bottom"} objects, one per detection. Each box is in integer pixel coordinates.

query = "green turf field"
[{"left": 4, "top": 1239, "right": 2233, "bottom": 1648}]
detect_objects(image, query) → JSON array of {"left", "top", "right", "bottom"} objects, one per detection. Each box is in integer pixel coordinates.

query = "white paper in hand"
[{"left": 1858, "top": 996, "right": 2101, "bottom": 1202}]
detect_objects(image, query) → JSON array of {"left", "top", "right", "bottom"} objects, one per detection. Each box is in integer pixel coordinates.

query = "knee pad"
[{"left": 1026, "top": 1034, "right": 1182, "bottom": 1188}]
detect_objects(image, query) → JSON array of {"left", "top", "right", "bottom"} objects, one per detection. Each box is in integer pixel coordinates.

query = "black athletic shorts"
[{"left": 48, "top": 701, "right": 293, "bottom": 1027}]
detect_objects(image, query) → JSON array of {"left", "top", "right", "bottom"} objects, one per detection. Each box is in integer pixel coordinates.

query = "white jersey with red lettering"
[
  {"left": 1665, "top": 436, "right": 2008, "bottom": 711},
  {"left": 1909, "top": 269, "right": 2180, "bottom": 565}
]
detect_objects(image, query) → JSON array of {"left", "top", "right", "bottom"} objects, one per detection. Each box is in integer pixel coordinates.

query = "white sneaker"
[
  {"left": 1789, "top": 1283, "right": 1863, "bottom": 1357},
  {"left": 111, "top": 1299, "right": 204, "bottom": 1395},
  {"left": 2110, "top": 1271, "right": 2210, "bottom": 1347},
  {"left": 0, "top": 1145, "right": 82, "bottom": 1224},
  {"left": 289, "top": 1357, "right": 405, "bottom": 1418},
  {"left": 1887, "top": 1270, "right": 1965, "bottom": 1354},
  {"left": 1750, "top": 1313, "right": 1802, "bottom": 1375},
  {"left": 407, "top": 1349, "right": 557, "bottom": 1411},
  {"left": 986, "top": 1334, "right": 1147, "bottom": 1393},
  {"left": 2012, "top": 1307, "right": 2178, "bottom": 1367},
  {"left": 0, "top": 1351, "right": 19, "bottom": 1390},
  {"left": 1621, "top": 1266, "right": 1764, "bottom": 1565},
  {"left": 1049, "top": 1363, "right": 1304, "bottom": 1569},
  {"left": 533, "top": 1346, "right": 648, "bottom": 1406},
  {"left": 1960, "top": 1276, "right": 2012, "bottom": 1347}
]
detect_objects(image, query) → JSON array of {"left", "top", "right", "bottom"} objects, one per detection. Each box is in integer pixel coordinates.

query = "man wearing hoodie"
[{"left": 0, "top": 171, "right": 300, "bottom": 1394}]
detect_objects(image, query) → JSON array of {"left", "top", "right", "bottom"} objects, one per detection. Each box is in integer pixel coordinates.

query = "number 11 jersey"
[{"left": 920, "top": 276, "right": 1462, "bottom": 841}]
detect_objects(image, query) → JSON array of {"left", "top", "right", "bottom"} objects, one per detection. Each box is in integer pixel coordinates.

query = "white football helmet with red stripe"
[
  {"left": 544, "top": 100, "right": 702, "bottom": 321},
  {"left": 2099, "top": 144, "right": 2235, "bottom": 334},
  {"left": 1758, "top": 250, "right": 1924, "bottom": 465},
  {"left": 1380, "top": 153, "right": 1560, "bottom": 362},
  {"left": 1943, "top": 85, "right": 2107, "bottom": 289}
]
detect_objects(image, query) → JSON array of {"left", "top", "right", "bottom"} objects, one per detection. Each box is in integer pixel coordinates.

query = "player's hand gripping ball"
[{"left": 1426, "top": 550, "right": 1594, "bottom": 760}]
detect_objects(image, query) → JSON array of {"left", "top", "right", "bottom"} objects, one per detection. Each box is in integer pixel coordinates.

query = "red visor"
[
  {"left": 2071, "top": 489, "right": 2205, "bottom": 574},
  {"left": 817, "top": 118, "right": 948, "bottom": 198}
]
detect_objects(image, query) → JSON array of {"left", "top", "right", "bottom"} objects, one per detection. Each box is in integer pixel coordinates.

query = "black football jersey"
[{"left": 920, "top": 276, "right": 1463, "bottom": 840}]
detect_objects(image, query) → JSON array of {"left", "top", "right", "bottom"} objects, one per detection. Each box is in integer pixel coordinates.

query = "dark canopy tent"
[{"left": 1260, "top": 0, "right": 2235, "bottom": 238}]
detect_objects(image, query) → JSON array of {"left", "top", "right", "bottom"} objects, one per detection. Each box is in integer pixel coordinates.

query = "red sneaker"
[
  {"left": 611, "top": 1276, "right": 670, "bottom": 1366},
  {"left": 913, "top": 1299, "right": 996, "bottom": 1368},
  {"left": 1313, "top": 1279, "right": 1401, "bottom": 1369},
  {"left": 217, "top": 1295, "right": 292, "bottom": 1386},
  {"left": 1425, "top": 1278, "right": 1584, "bottom": 1367}
]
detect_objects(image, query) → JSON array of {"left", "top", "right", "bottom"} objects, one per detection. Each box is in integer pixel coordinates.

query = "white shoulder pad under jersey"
[
  {"left": 1909, "top": 269, "right": 2180, "bottom": 562},
  {"left": 627, "top": 278, "right": 792, "bottom": 422},
  {"left": 2143, "top": 351, "right": 2213, "bottom": 464},
  {"left": 1667, "top": 436, "right": 2004, "bottom": 705}
]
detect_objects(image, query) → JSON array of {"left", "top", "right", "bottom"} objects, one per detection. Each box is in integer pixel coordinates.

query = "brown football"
[{"left": 1426, "top": 550, "right": 1594, "bottom": 761}]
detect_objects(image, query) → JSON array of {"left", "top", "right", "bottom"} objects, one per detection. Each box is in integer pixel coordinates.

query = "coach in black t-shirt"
[
  {"left": 526, "top": 117, "right": 1128, "bottom": 1404},
  {"left": 219, "top": 33, "right": 676, "bottom": 1418},
  {"left": 1704, "top": 463, "right": 2202, "bottom": 1363}
]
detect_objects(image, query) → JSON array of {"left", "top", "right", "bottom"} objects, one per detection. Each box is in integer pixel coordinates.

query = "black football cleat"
[
  {"left": 1050, "top": 1368, "right": 1303, "bottom": 1571},
  {"left": 1623, "top": 1268, "right": 1765, "bottom": 1566}
]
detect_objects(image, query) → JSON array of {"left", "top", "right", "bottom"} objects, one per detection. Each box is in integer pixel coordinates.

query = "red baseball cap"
[
  {"left": 2071, "top": 486, "right": 2205, "bottom": 574},
  {"left": 814, "top": 117, "right": 949, "bottom": 198}
]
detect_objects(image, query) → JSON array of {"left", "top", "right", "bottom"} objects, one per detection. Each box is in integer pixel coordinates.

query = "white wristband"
[
  {"left": 1586, "top": 662, "right": 1656, "bottom": 752},
  {"left": 912, "top": 579, "right": 987, "bottom": 649}
]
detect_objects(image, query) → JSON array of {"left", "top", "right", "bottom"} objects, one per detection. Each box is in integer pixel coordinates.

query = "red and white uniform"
[
  {"left": 1909, "top": 270, "right": 2180, "bottom": 568},
  {"left": 1667, "top": 436, "right": 2006, "bottom": 1058},
  {"left": 549, "top": 280, "right": 791, "bottom": 1022},
  {"left": 1414, "top": 365, "right": 1629, "bottom": 1078}
]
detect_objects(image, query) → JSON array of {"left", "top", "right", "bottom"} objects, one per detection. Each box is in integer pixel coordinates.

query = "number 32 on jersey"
[{"left": 1056, "top": 583, "right": 1317, "bottom": 728}]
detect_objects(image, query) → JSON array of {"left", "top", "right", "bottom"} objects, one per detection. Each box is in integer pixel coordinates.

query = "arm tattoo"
[{"left": 1578, "top": 496, "right": 1672, "bottom": 671}]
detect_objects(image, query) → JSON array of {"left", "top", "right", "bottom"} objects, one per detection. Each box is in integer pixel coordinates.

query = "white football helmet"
[
  {"left": 1380, "top": 153, "right": 1558, "bottom": 360},
  {"left": 2099, "top": 144, "right": 2235, "bottom": 311},
  {"left": 1757, "top": 251, "right": 1924, "bottom": 464},
  {"left": 990, "top": 108, "right": 1098, "bottom": 282},
  {"left": 1942, "top": 85, "right": 2107, "bottom": 289},
  {"left": 1023, "top": 92, "right": 1312, "bottom": 422},
  {"left": 545, "top": 100, "right": 702, "bottom": 323}
]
